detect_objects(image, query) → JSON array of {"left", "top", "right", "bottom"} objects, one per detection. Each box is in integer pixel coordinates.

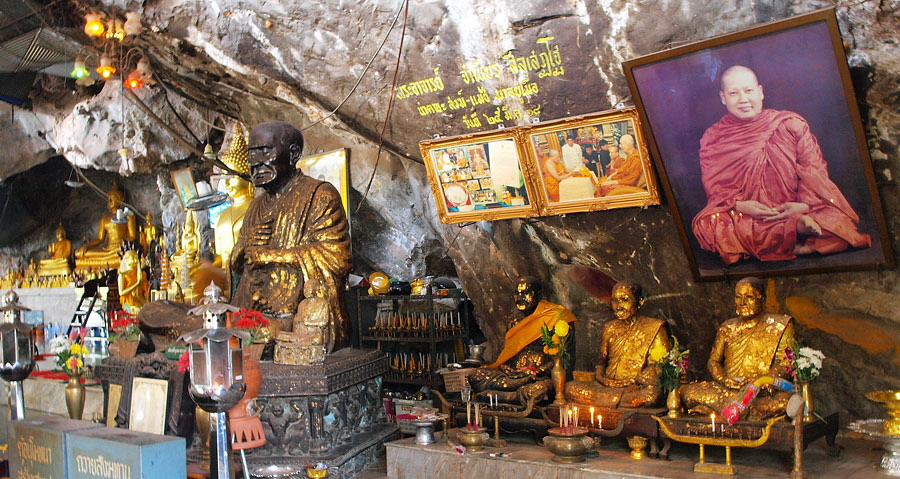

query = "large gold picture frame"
[
  {"left": 520, "top": 109, "right": 660, "bottom": 216},
  {"left": 297, "top": 148, "right": 351, "bottom": 218},
  {"left": 420, "top": 130, "right": 540, "bottom": 224}
]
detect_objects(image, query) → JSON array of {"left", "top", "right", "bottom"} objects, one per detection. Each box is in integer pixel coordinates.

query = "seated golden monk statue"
[
  {"left": 75, "top": 184, "right": 137, "bottom": 271},
  {"left": 679, "top": 277, "right": 795, "bottom": 419},
  {"left": 468, "top": 276, "right": 577, "bottom": 405},
  {"left": 274, "top": 278, "right": 330, "bottom": 365},
  {"left": 565, "top": 282, "right": 671, "bottom": 408},
  {"left": 117, "top": 249, "right": 148, "bottom": 314},
  {"left": 38, "top": 223, "right": 73, "bottom": 277}
]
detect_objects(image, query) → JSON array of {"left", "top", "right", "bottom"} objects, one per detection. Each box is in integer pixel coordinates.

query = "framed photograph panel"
[
  {"left": 420, "top": 130, "right": 540, "bottom": 224},
  {"left": 129, "top": 377, "right": 169, "bottom": 435},
  {"left": 170, "top": 168, "right": 198, "bottom": 210},
  {"left": 623, "top": 8, "right": 893, "bottom": 281},
  {"left": 297, "top": 148, "right": 351, "bottom": 218},
  {"left": 519, "top": 109, "right": 660, "bottom": 216}
]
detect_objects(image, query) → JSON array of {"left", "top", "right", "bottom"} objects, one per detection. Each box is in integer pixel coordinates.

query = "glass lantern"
[{"left": 0, "top": 291, "right": 34, "bottom": 420}]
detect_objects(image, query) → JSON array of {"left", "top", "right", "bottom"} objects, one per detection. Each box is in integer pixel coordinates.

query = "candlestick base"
[{"left": 694, "top": 462, "right": 736, "bottom": 475}]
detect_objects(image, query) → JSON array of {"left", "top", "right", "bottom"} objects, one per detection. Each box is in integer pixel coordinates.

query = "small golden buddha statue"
[
  {"left": 214, "top": 123, "right": 254, "bottom": 272},
  {"left": 468, "top": 276, "right": 577, "bottom": 405},
  {"left": 170, "top": 211, "right": 200, "bottom": 302},
  {"left": 564, "top": 282, "right": 671, "bottom": 408},
  {"left": 38, "top": 223, "right": 73, "bottom": 277},
  {"left": 679, "top": 277, "right": 795, "bottom": 419},
  {"left": 140, "top": 212, "right": 159, "bottom": 255},
  {"left": 118, "top": 249, "right": 148, "bottom": 314},
  {"left": 75, "top": 183, "right": 137, "bottom": 271},
  {"left": 275, "top": 279, "right": 330, "bottom": 365}
]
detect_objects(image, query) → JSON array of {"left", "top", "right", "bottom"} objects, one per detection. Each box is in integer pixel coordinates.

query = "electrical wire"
[
  {"left": 300, "top": 0, "right": 407, "bottom": 132},
  {"left": 355, "top": 0, "right": 409, "bottom": 214},
  {"left": 70, "top": 165, "right": 147, "bottom": 221}
]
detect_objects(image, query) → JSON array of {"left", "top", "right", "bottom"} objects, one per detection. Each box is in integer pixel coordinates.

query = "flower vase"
[
  {"left": 666, "top": 387, "right": 681, "bottom": 418},
  {"left": 244, "top": 343, "right": 265, "bottom": 362},
  {"left": 799, "top": 381, "right": 814, "bottom": 422},
  {"left": 115, "top": 339, "right": 140, "bottom": 358},
  {"left": 551, "top": 357, "right": 566, "bottom": 406},
  {"left": 65, "top": 372, "right": 85, "bottom": 420}
]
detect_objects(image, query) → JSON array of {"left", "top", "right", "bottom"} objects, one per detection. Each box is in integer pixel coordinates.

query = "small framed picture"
[
  {"left": 170, "top": 168, "right": 199, "bottom": 210},
  {"left": 420, "top": 130, "right": 539, "bottom": 224},
  {"left": 297, "top": 148, "right": 351, "bottom": 217},
  {"left": 623, "top": 8, "right": 893, "bottom": 281},
  {"left": 129, "top": 377, "right": 169, "bottom": 435},
  {"left": 519, "top": 108, "right": 660, "bottom": 216}
]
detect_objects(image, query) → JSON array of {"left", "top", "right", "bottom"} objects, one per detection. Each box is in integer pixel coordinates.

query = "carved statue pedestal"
[{"left": 252, "top": 348, "right": 397, "bottom": 479}]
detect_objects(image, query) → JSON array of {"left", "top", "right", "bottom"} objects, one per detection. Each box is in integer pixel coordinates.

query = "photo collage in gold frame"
[{"left": 419, "top": 108, "right": 659, "bottom": 224}]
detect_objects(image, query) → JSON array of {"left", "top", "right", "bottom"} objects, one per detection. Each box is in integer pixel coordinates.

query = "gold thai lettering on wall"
[{"left": 404, "top": 36, "right": 565, "bottom": 129}]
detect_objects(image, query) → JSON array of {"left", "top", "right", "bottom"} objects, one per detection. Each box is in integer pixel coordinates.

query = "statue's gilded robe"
[{"left": 231, "top": 174, "right": 351, "bottom": 351}]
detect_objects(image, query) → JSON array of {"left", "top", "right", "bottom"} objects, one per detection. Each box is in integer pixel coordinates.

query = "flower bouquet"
[
  {"left": 653, "top": 336, "right": 690, "bottom": 393},
  {"left": 232, "top": 308, "right": 271, "bottom": 361},
  {"left": 785, "top": 342, "right": 825, "bottom": 382},
  {"left": 540, "top": 317, "right": 571, "bottom": 368},
  {"left": 56, "top": 340, "right": 86, "bottom": 376}
]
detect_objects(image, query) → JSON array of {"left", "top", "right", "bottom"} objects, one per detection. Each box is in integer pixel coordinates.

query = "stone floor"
[{"left": 377, "top": 429, "right": 894, "bottom": 479}]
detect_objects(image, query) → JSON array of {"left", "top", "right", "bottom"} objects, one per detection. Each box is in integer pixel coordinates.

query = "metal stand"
[
  {"left": 209, "top": 411, "right": 235, "bottom": 479},
  {"left": 9, "top": 380, "right": 24, "bottom": 420}
]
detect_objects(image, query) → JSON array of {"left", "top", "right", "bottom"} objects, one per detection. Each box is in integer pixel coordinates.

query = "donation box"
[
  {"left": 66, "top": 426, "right": 186, "bottom": 479},
  {"left": 10, "top": 416, "right": 103, "bottom": 479}
]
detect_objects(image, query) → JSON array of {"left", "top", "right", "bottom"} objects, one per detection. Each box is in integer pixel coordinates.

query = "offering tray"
[
  {"left": 654, "top": 415, "right": 783, "bottom": 475},
  {"left": 849, "top": 418, "right": 900, "bottom": 476}
]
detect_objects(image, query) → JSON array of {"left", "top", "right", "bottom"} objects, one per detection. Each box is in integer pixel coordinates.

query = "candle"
[
  {"left": 573, "top": 406, "right": 578, "bottom": 428},
  {"left": 467, "top": 401, "right": 471, "bottom": 426},
  {"left": 590, "top": 407, "right": 595, "bottom": 427},
  {"left": 476, "top": 403, "right": 481, "bottom": 428},
  {"left": 598, "top": 414, "right": 602, "bottom": 430},
  {"left": 710, "top": 413, "right": 716, "bottom": 436},
  {"left": 567, "top": 409, "right": 573, "bottom": 431}
]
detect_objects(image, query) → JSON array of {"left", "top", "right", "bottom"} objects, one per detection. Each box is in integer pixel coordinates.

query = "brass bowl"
[
  {"left": 306, "top": 468, "right": 328, "bottom": 479},
  {"left": 627, "top": 435, "right": 648, "bottom": 459},
  {"left": 867, "top": 390, "right": 900, "bottom": 435},
  {"left": 457, "top": 427, "right": 488, "bottom": 451}
]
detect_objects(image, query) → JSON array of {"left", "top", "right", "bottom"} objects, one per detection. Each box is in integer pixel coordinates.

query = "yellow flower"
[
  {"left": 543, "top": 345, "right": 559, "bottom": 356},
  {"left": 649, "top": 342, "right": 668, "bottom": 363},
  {"left": 69, "top": 344, "right": 86, "bottom": 356},
  {"left": 554, "top": 320, "right": 570, "bottom": 338}
]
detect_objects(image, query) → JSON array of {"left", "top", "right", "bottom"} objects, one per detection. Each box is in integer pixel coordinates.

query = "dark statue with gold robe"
[{"left": 231, "top": 121, "right": 352, "bottom": 352}]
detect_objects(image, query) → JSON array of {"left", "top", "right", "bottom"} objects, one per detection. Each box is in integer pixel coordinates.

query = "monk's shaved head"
[
  {"left": 719, "top": 65, "right": 759, "bottom": 91},
  {"left": 718, "top": 65, "right": 764, "bottom": 120}
]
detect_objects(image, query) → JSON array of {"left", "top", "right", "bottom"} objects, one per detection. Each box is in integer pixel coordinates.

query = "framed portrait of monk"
[
  {"left": 623, "top": 8, "right": 893, "bottom": 281},
  {"left": 419, "top": 130, "right": 540, "bottom": 224},
  {"left": 519, "top": 109, "right": 660, "bottom": 216}
]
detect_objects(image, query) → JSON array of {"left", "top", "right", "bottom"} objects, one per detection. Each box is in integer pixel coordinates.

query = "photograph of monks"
[
  {"left": 297, "top": 148, "right": 351, "bottom": 217},
  {"left": 419, "top": 130, "right": 539, "bottom": 224},
  {"left": 624, "top": 8, "right": 893, "bottom": 281},
  {"left": 520, "top": 109, "right": 660, "bottom": 216}
]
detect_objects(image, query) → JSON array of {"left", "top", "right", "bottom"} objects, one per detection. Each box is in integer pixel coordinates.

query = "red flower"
[
  {"left": 177, "top": 351, "right": 191, "bottom": 373},
  {"left": 232, "top": 308, "right": 269, "bottom": 329}
]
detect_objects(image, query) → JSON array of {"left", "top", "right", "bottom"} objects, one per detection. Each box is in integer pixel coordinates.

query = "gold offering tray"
[{"left": 654, "top": 415, "right": 784, "bottom": 475}]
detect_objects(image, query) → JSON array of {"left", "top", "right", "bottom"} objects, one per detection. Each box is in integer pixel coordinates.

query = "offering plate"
[{"left": 849, "top": 418, "right": 900, "bottom": 476}]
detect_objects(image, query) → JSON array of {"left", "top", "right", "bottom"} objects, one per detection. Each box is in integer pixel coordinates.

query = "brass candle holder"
[
  {"left": 654, "top": 415, "right": 783, "bottom": 475},
  {"left": 544, "top": 427, "right": 592, "bottom": 463}
]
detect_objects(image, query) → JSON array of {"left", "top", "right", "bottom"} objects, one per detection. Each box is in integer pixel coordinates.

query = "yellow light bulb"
[{"left": 84, "top": 13, "right": 105, "bottom": 37}]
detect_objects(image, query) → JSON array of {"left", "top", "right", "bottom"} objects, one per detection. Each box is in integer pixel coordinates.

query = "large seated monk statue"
[
  {"left": 679, "top": 277, "right": 795, "bottom": 419},
  {"left": 468, "top": 276, "right": 577, "bottom": 406},
  {"left": 75, "top": 183, "right": 137, "bottom": 271},
  {"left": 565, "top": 282, "right": 671, "bottom": 408},
  {"left": 38, "top": 223, "right": 73, "bottom": 277},
  {"left": 231, "top": 121, "right": 351, "bottom": 351}
]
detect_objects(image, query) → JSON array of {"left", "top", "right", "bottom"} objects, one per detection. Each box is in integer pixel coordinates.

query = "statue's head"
[
  {"left": 55, "top": 223, "right": 66, "bottom": 240},
  {"left": 514, "top": 276, "right": 542, "bottom": 316},
  {"left": 611, "top": 281, "right": 643, "bottom": 321},
  {"left": 734, "top": 277, "right": 765, "bottom": 320},
  {"left": 107, "top": 184, "right": 124, "bottom": 211},
  {"left": 248, "top": 121, "right": 304, "bottom": 191},
  {"left": 222, "top": 122, "right": 254, "bottom": 199},
  {"left": 119, "top": 249, "right": 139, "bottom": 272},
  {"left": 303, "top": 278, "right": 322, "bottom": 298}
]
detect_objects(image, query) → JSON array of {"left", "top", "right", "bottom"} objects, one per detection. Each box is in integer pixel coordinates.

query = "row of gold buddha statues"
[
  {"left": 469, "top": 275, "right": 796, "bottom": 422},
  {"left": 19, "top": 124, "right": 255, "bottom": 317}
]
